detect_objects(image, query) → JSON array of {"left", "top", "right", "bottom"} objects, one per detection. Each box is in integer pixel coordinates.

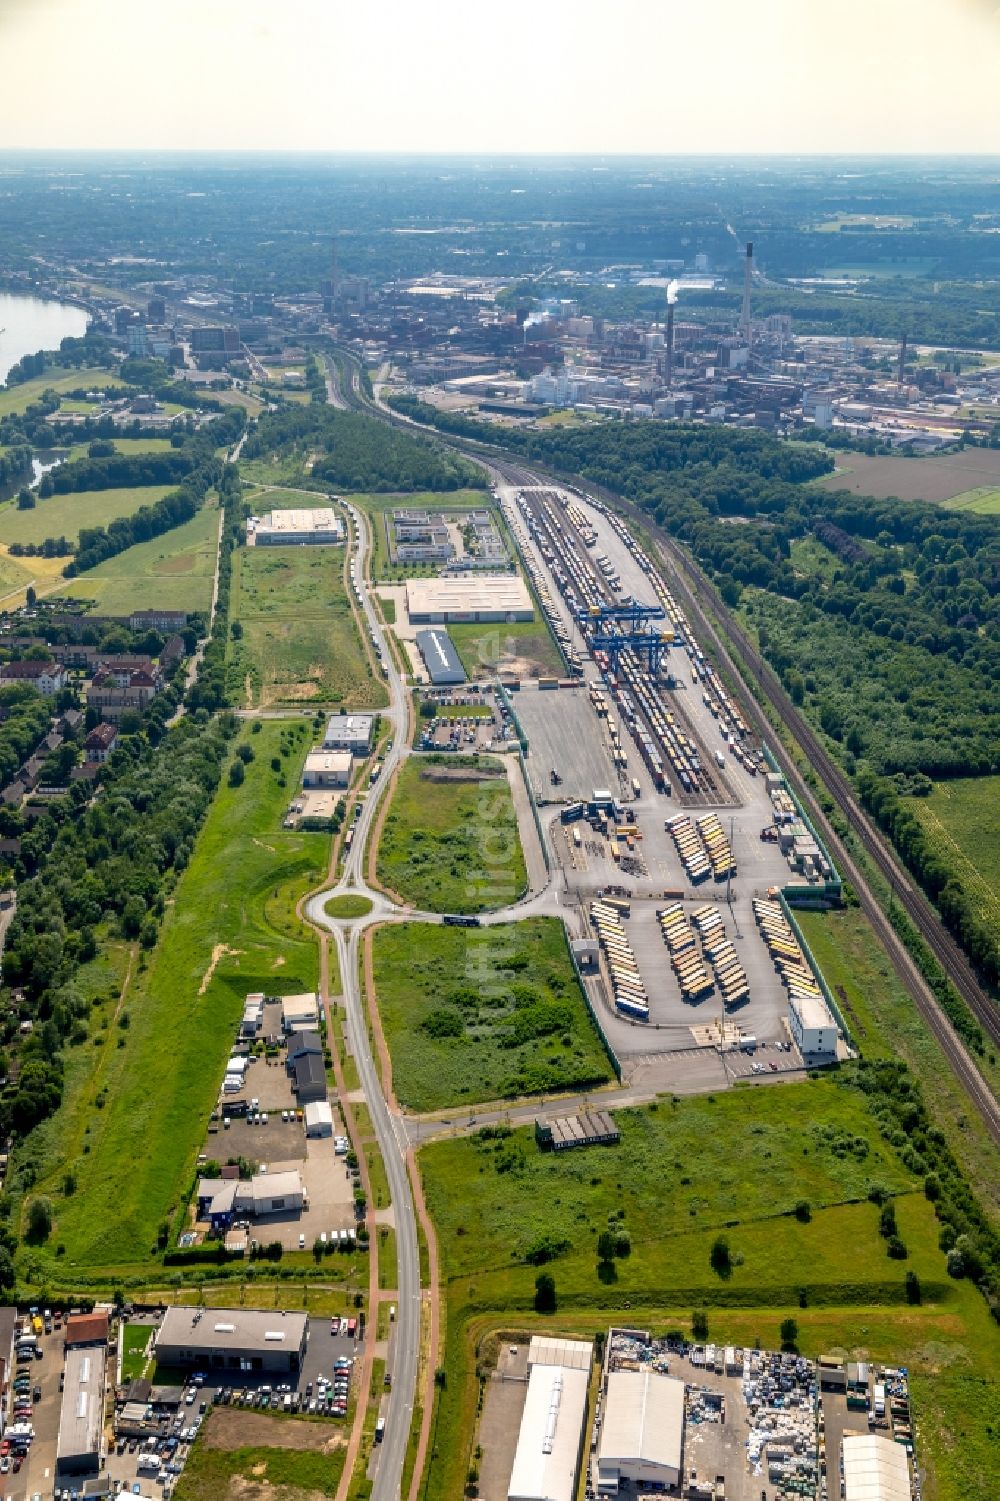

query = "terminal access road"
[{"left": 305, "top": 493, "right": 421, "bottom": 1501}]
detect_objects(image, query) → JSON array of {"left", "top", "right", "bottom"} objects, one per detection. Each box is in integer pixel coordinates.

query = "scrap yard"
[{"left": 495, "top": 482, "right": 845, "bottom": 1074}]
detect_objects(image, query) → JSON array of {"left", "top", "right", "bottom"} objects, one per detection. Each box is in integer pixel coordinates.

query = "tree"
[
  {"left": 231, "top": 620, "right": 243, "bottom": 640},
  {"left": 228, "top": 759, "right": 245, "bottom": 788},
  {"left": 596, "top": 1230, "right": 617, "bottom": 1264},
  {"left": 794, "top": 1200, "right": 811, "bottom": 1223},
  {"left": 905, "top": 1270, "right": 921, "bottom": 1305},
  {"left": 710, "top": 1235, "right": 732, "bottom": 1276},
  {"left": 779, "top": 1317, "right": 799, "bottom": 1352},
  {"left": 25, "top": 586, "right": 36, "bottom": 607},
  {"left": 534, "top": 1272, "right": 557, "bottom": 1314},
  {"left": 16, "top": 487, "right": 35, "bottom": 510},
  {"left": 27, "top": 1196, "right": 53, "bottom": 1242},
  {"left": 691, "top": 1310, "right": 709, "bottom": 1340}
]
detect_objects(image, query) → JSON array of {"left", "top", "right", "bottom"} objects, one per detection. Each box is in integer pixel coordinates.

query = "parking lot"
[{"left": 512, "top": 683, "right": 621, "bottom": 804}]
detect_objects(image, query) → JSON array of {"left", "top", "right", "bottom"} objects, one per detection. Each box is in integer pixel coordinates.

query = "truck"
[
  {"left": 714, "top": 750, "right": 725, "bottom": 769},
  {"left": 873, "top": 1383, "right": 886, "bottom": 1418},
  {"left": 631, "top": 776, "right": 641, "bottom": 800}
]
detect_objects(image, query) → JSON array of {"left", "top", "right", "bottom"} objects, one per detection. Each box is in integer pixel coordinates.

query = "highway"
[{"left": 304, "top": 489, "right": 420, "bottom": 1501}]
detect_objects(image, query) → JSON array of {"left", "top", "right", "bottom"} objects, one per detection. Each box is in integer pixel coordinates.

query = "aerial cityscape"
[{"left": 0, "top": 7, "right": 997, "bottom": 1501}]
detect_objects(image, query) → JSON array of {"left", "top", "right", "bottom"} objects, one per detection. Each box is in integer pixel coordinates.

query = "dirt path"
[{"left": 198, "top": 942, "right": 241, "bottom": 996}]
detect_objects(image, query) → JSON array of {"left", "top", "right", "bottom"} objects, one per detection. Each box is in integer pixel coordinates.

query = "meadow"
[
  {"left": 903, "top": 776, "right": 1000, "bottom": 952},
  {"left": 795, "top": 906, "right": 1000, "bottom": 1217},
  {"left": 231, "top": 541, "right": 387, "bottom": 710},
  {"left": 0, "top": 483, "right": 174, "bottom": 548},
  {"left": 173, "top": 1417, "right": 346, "bottom": 1501},
  {"left": 370, "top": 918, "right": 614, "bottom": 1112},
  {"left": 447, "top": 618, "right": 565, "bottom": 679},
  {"left": 0, "top": 366, "right": 125, "bottom": 418},
  {"left": 25, "top": 722, "right": 327, "bottom": 1269},
  {"left": 59, "top": 504, "right": 220, "bottom": 615},
  {"left": 376, "top": 755, "right": 525, "bottom": 912},
  {"left": 418, "top": 1079, "right": 1000, "bottom": 1501}
]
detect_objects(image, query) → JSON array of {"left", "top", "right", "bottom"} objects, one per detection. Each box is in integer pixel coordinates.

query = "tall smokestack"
[
  {"left": 741, "top": 241, "right": 753, "bottom": 347},
  {"left": 666, "top": 302, "right": 675, "bottom": 387},
  {"left": 897, "top": 332, "right": 907, "bottom": 388}
]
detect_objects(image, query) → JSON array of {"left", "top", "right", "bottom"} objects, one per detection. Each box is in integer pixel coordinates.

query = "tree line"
[{"left": 243, "top": 402, "right": 486, "bottom": 492}]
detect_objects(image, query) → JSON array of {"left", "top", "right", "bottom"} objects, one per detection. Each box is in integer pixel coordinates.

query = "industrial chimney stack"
[{"left": 665, "top": 301, "right": 675, "bottom": 386}]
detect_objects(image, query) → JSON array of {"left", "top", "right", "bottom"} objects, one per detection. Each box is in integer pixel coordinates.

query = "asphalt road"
[{"left": 305, "top": 495, "right": 419, "bottom": 1501}]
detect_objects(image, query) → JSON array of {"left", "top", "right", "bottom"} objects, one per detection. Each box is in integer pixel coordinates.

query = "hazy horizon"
[{"left": 1, "top": 0, "right": 998, "bottom": 155}]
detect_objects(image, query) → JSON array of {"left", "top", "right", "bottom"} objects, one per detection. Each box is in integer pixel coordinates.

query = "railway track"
[{"left": 331, "top": 348, "right": 1000, "bottom": 1139}]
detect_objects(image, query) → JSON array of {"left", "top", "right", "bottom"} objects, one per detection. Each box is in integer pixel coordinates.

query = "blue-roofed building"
[{"left": 416, "top": 628, "right": 466, "bottom": 686}]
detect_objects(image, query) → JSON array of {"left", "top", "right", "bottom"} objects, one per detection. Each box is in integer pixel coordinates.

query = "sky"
[{"left": 1, "top": 0, "right": 999, "bottom": 155}]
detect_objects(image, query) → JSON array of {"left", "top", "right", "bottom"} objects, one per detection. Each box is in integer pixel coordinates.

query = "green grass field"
[
  {"left": 376, "top": 756, "right": 525, "bottom": 912},
  {"left": 121, "top": 1323, "right": 153, "bottom": 1381},
  {"left": 0, "top": 550, "right": 36, "bottom": 600},
  {"left": 943, "top": 487, "right": 1000, "bottom": 514},
  {"left": 24, "top": 722, "right": 327, "bottom": 1269},
  {"left": 0, "top": 367, "right": 125, "bottom": 417},
  {"left": 325, "top": 894, "right": 373, "bottom": 919},
  {"left": 0, "top": 483, "right": 175, "bottom": 548},
  {"left": 419, "top": 1078, "right": 1000, "bottom": 1501},
  {"left": 174, "top": 1425, "right": 346, "bottom": 1501},
  {"left": 794, "top": 906, "right": 1000, "bottom": 1219},
  {"left": 371, "top": 918, "right": 614, "bottom": 1111},
  {"left": 447, "top": 619, "right": 565, "bottom": 680},
  {"left": 904, "top": 777, "right": 1000, "bottom": 952},
  {"left": 59, "top": 504, "right": 220, "bottom": 615},
  {"left": 231, "top": 542, "right": 386, "bottom": 710}
]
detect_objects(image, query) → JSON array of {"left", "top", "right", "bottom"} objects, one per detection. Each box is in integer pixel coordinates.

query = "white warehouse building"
[
  {"left": 788, "top": 993, "right": 839, "bottom": 1057},
  {"left": 507, "top": 1338, "right": 592, "bottom": 1501},
  {"left": 596, "top": 1370, "right": 685, "bottom": 1494}
]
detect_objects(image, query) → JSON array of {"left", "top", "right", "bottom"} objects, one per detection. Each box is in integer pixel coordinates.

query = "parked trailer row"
[
  {"left": 591, "top": 902, "right": 649, "bottom": 1020},
  {"left": 752, "top": 899, "right": 825, "bottom": 1000},
  {"left": 656, "top": 902, "right": 714, "bottom": 1002},
  {"left": 696, "top": 812, "right": 736, "bottom": 881}
]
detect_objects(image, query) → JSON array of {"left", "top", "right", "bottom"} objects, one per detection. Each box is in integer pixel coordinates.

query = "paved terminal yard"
[{"left": 499, "top": 482, "right": 841, "bottom": 1069}]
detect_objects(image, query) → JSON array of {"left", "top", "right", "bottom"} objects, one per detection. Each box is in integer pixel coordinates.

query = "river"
[{"left": 0, "top": 292, "right": 89, "bottom": 386}]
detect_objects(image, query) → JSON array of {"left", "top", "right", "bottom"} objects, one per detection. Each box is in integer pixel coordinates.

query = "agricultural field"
[
  {"left": 943, "top": 486, "right": 1000, "bottom": 514},
  {"left": 23, "top": 722, "right": 327, "bottom": 1269},
  {"left": 0, "top": 550, "right": 36, "bottom": 601},
  {"left": 174, "top": 1409, "right": 346, "bottom": 1501},
  {"left": 376, "top": 755, "right": 525, "bottom": 912},
  {"left": 419, "top": 1080, "right": 1000, "bottom": 1501},
  {"left": 370, "top": 918, "right": 614, "bottom": 1111},
  {"left": 60, "top": 503, "right": 220, "bottom": 615},
  {"left": 817, "top": 446, "right": 1000, "bottom": 504},
  {"left": 0, "top": 366, "right": 125, "bottom": 417},
  {"left": 903, "top": 776, "right": 1000, "bottom": 952},
  {"left": 230, "top": 540, "right": 386, "bottom": 710},
  {"left": 0, "top": 482, "right": 174, "bottom": 548}
]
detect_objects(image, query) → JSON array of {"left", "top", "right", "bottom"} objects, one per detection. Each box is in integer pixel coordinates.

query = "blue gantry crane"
[{"left": 580, "top": 602, "right": 674, "bottom": 677}]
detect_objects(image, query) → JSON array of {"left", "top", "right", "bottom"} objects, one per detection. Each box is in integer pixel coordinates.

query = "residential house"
[
  {"left": 85, "top": 723, "right": 119, "bottom": 763},
  {"left": 0, "top": 659, "right": 67, "bottom": 695}
]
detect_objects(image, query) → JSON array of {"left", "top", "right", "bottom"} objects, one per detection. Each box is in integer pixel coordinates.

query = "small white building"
[
  {"left": 241, "top": 993, "right": 264, "bottom": 1038},
  {"left": 842, "top": 1433, "right": 911, "bottom": 1501},
  {"left": 596, "top": 1370, "right": 684, "bottom": 1494},
  {"left": 302, "top": 750, "right": 352, "bottom": 789},
  {"left": 322, "top": 714, "right": 375, "bottom": 753},
  {"left": 788, "top": 993, "right": 838, "bottom": 1056},
  {"left": 304, "top": 1101, "right": 334, "bottom": 1137},
  {"left": 281, "top": 992, "right": 320, "bottom": 1033},
  {"left": 507, "top": 1346, "right": 591, "bottom": 1501},
  {"left": 235, "top": 1170, "right": 305, "bottom": 1218}
]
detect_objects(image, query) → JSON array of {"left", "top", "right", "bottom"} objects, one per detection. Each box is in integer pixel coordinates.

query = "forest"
[{"left": 242, "top": 403, "right": 486, "bottom": 491}]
